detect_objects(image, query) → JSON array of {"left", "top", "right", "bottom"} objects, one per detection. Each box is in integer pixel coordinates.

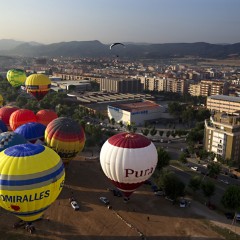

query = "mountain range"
[{"left": 0, "top": 39, "right": 240, "bottom": 59}]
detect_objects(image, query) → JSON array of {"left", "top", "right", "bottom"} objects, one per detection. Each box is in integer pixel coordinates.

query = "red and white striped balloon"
[{"left": 100, "top": 132, "right": 158, "bottom": 197}]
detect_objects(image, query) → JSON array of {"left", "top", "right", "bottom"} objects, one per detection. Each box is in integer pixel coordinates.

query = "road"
[{"left": 168, "top": 164, "right": 234, "bottom": 207}]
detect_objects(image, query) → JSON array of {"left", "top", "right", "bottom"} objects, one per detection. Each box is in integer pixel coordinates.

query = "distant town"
[{"left": 1, "top": 55, "right": 240, "bottom": 238}]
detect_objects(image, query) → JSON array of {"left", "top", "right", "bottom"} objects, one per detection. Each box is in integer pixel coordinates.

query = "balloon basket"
[
  {"left": 13, "top": 220, "right": 35, "bottom": 234},
  {"left": 123, "top": 197, "right": 130, "bottom": 203}
]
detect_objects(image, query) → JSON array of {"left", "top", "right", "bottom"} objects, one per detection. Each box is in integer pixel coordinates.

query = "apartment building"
[
  {"left": 189, "top": 84, "right": 201, "bottom": 96},
  {"left": 207, "top": 95, "right": 240, "bottom": 114},
  {"left": 204, "top": 112, "right": 240, "bottom": 164},
  {"left": 99, "top": 78, "right": 143, "bottom": 93},
  {"left": 139, "top": 76, "right": 188, "bottom": 95},
  {"left": 200, "top": 80, "right": 229, "bottom": 96}
]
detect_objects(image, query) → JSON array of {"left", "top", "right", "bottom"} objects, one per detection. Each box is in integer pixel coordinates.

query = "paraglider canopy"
[{"left": 109, "top": 42, "right": 125, "bottom": 50}]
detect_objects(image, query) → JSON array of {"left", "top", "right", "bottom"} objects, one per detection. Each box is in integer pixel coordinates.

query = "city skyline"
[{"left": 1, "top": 0, "right": 240, "bottom": 45}]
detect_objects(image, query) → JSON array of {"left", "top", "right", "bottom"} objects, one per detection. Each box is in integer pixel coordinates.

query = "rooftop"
[
  {"left": 208, "top": 95, "right": 240, "bottom": 103},
  {"left": 109, "top": 100, "right": 160, "bottom": 112}
]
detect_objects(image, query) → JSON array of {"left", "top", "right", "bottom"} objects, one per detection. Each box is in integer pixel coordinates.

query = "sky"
[{"left": 1, "top": 0, "right": 240, "bottom": 44}]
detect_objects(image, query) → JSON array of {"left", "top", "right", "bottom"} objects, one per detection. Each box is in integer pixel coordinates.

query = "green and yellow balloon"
[
  {"left": 0, "top": 144, "right": 65, "bottom": 222},
  {"left": 6, "top": 69, "right": 27, "bottom": 87},
  {"left": 0, "top": 94, "right": 3, "bottom": 106}
]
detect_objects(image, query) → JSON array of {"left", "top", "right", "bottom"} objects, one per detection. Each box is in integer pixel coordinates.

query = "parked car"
[
  {"left": 219, "top": 179, "right": 229, "bottom": 185},
  {"left": 191, "top": 166, "right": 198, "bottom": 171},
  {"left": 151, "top": 185, "right": 158, "bottom": 192},
  {"left": 236, "top": 213, "right": 240, "bottom": 221},
  {"left": 165, "top": 196, "right": 175, "bottom": 204},
  {"left": 107, "top": 188, "right": 122, "bottom": 197},
  {"left": 99, "top": 196, "right": 110, "bottom": 205},
  {"left": 230, "top": 174, "right": 238, "bottom": 179},
  {"left": 206, "top": 202, "right": 216, "bottom": 210},
  {"left": 144, "top": 179, "right": 152, "bottom": 185},
  {"left": 179, "top": 199, "right": 187, "bottom": 208},
  {"left": 154, "top": 190, "right": 165, "bottom": 196},
  {"left": 179, "top": 198, "right": 191, "bottom": 208},
  {"left": 225, "top": 212, "right": 235, "bottom": 219},
  {"left": 70, "top": 200, "right": 80, "bottom": 211}
]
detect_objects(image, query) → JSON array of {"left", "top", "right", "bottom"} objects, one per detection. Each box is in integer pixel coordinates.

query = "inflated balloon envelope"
[
  {"left": 0, "top": 144, "right": 65, "bottom": 222},
  {"left": 45, "top": 117, "right": 85, "bottom": 165},
  {"left": 25, "top": 74, "right": 51, "bottom": 101},
  {"left": 6, "top": 69, "right": 26, "bottom": 88},
  {"left": 100, "top": 132, "right": 158, "bottom": 198}
]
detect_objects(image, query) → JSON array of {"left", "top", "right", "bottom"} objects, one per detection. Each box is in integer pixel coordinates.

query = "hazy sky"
[{"left": 1, "top": 0, "right": 240, "bottom": 44}]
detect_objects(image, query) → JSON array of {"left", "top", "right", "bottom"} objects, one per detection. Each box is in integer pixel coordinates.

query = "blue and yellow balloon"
[{"left": 0, "top": 144, "right": 65, "bottom": 222}]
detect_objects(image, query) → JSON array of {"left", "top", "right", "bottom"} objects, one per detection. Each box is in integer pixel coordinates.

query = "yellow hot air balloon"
[
  {"left": 25, "top": 74, "right": 51, "bottom": 101},
  {"left": 0, "top": 94, "right": 3, "bottom": 106},
  {"left": 0, "top": 144, "right": 65, "bottom": 222},
  {"left": 6, "top": 69, "right": 27, "bottom": 87}
]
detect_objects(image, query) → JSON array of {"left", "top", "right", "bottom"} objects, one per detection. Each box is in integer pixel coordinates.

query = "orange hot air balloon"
[
  {"left": 0, "top": 106, "right": 19, "bottom": 130},
  {"left": 9, "top": 109, "right": 37, "bottom": 131},
  {"left": 36, "top": 109, "right": 58, "bottom": 126},
  {"left": 25, "top": 74, "right": 51, "bottom": 101}
]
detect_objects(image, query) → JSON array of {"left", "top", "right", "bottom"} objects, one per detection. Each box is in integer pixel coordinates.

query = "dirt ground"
[{"left": 0, "top": 150, "right": 238, "bottom": 240}]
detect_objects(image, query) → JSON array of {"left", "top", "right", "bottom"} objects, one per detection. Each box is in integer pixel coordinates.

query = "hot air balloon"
[
  {"left": 25, "top": 74, "right": 51, "bottom": 101},
  {"left": 0, "top": 120, "right": 8, "bottom": 133},
  {"left": 9, "top": 109, "right": 37, "bottom": 131},
  {"left": 36, "top": 109, "right": 58, "bottom": 126},
  {"left": 0, "top": 144, "right": 65, "bottom": 222},
  {"left": 0, "top": 132, "right": 27, "bottom": 152},
  {"left": 6, "top": 69, "right": 26, "bottom": 87},
  {"left": 45, "top": 117, "right": 85, "bottom": 165},
  {"left": 0, "top": 106, "right": 19, "bottom": 130},
  {"left": 100, "top": 132, "right": 158, "bottom": 198},
  {"left": 14, "top": 122, "right": 46, "bottom": 144},
  {"left": 0, "top": 94, "right": 3, "bottom": 106}
]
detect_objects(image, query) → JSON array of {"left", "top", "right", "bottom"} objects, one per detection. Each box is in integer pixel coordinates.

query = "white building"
[{"left": 108, "top": 100, "right": 166, "bottom": 126}]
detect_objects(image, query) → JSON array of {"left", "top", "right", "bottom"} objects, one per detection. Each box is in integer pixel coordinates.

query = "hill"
[{"left": 0, "top": 39, "right": 240, "bottom": 59}]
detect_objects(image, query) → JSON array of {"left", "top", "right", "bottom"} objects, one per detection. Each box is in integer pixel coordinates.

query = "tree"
[
  {"left": 188, "top": 176, "right": 201, "bottom": 193},
  {"left": 161, "top": 172, "right": 185, "bottom": 201},
  {"left": 119, "top": 121, "right": 123, "bottom": 128},
  {"left": 221, "top": 185, "right": 240, "bottom": 211},
  {"left": 166, "top": 131, "right": 171, "bottom": 138},
  {"left": 207, "top": 162, "right": 221, "bottom": 178},
  {"left": 126, "top": 124, "right": 132, "bottom": 132},
  {"left": 195, "top": 108, "right": 211, "bottom": 122},
  {"left": 110, "top": 118, "right": 115, "bottom": 125},
  {"left": 150, "top": 127, "right": 157, "bottom": 136},
  {"left": 16, "top": 95, "right": 28, "bottom": 107},
  {"left": 156, "top": 147, "right": 171, "bottom": 171},
  {"left": 198, "top": 149, "right": 209, "bottom": 160},
  {"left": 159, "top": 130, "right": 164, "bottom": 137},
  {"left": 178, "top": 152, "right": 188, "bottom": 163},
  {"left": 201, "top": 180, "right": 215, "bottom": 203},
  {"left": 141, "top": 128, "right": 149, "bottom": 136},
  {"left": 168, "top": 102, "right": 185, "bottom": 118},
  {"left": 181, "top": 108, "right": 195, "bottom": 127}
]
